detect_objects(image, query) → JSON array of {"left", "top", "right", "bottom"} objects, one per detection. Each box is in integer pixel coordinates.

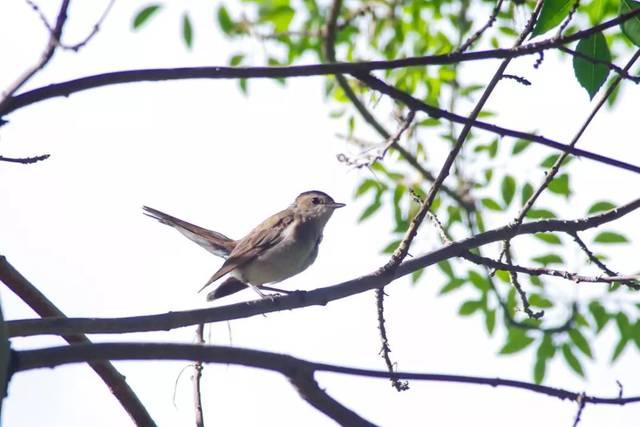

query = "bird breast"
[{"left": 238, "top": 219, "right": 322, "bottom": 285}]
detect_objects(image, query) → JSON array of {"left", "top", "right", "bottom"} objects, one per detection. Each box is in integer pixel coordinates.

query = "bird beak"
[{"left": 328, "top": 202, "right": 346, "bottom": 209}]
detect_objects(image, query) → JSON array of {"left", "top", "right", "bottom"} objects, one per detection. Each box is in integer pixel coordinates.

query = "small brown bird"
[{"left": 143, "top": 191, "right": 344, "bottom": 300}]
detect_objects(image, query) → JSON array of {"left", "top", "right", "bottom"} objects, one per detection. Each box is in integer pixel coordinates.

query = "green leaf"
[
  {"left": 573, "top": 32, "right": 611, "bottom": 99},
  {"left": 548, "top": 174, "right": 570, "bottom": 197},
  {"left": 533, "top": 356, "right": 547, "bottom": 384},
  {"left": 611, "top": 337, "right": 628, "bottom": 362},
  {"left": 526, "top": 208, "right": 557, "bottom": 219},
  {"left": 382, "top": 240, "right": 401, "bottom": 254},
  {"left": 229, "top": 54, "right": 245, "bottom": 66},
  {"left": 262, "top": 5, "right": 295, "bottom": 32},
  {"left": 132, "top": 4, "right": 162, "bottom": 29},
  {"left": 569, "top": 329, "right": 593, "bottom": 358},
  {"left": 485, "top": 309, "right": 496, "bottom": 335},
  {"left": 495, "top": 269, "right": 511, "bottom": 283},
  {"left": 534, "top": 233, "right": 562, "bottom": 245},
  {"left": 468, "top": 271, "right": 491, "bottom": 292},
  {"left": 594, "top": 231, "right": 629, "bottom": 244},
  {"left": 481, "top": 197, "right": 503, "bottom": 211},
  {"left": 459, "top": 300, "right": 482, "bottom": 316},
  {"left": 439, "top": 278, "right": 466, "bottom": 295},
  {"left": 512, "top": 139, "right": 531, "bottom": 155},
  {"left": 217, "top": 6, "right": 234, "bottom": 34},
  {"left": 533, "top": 0, "right": 576, "bottom": 36},
  {"left": 501, "top": 175, "right": 516, "bottom": 206},
  {"left": 562, "top": 344, "right": 585, "bottom": 376},
  {"left": 358, "top": 200, "right": 381, "bottom": 222},
  {"left": 411, "top": 268, "right": 425, "bottom": 284},
  {"left": 182, "top": 13, "right": 193, "bottom": 48},
  {"left": 500, "top": 329, "right": 535, "bottom": 354},
  {"left": 529, "top": 294, "right": 553, "bottom": 309},
  {"left": 620, "top": 0, "right": 640, "bottom": 46},
  {"left": 355, "top": 179, "right": 379, "bottom": 198},
  {"left": 540, "top": 154, "right": 573, "bottom": 168},
  {"left": 616, "top": 312, "right": 631, "bottom": 335},
  {"left": 521, "top": 183, "right": 534, "bottom": 206},
  {"left": 532, "top": 254, "right": 563, "bottom": 266},
  {"left": 588, "top": 301, "right": 609, "bottom": 333},
  {"left": 588, "top": 201, "right": 616, "bottom": 214},
  {"left": 437, "top": 260, "right": 454, "bottom": 278},
  {"left": 537, "top": 334, "right": 556, "bottom": 359}
]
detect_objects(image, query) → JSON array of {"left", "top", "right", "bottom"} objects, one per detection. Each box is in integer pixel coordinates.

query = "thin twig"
[
  {"left": 193, "top": 324, "right": 205, "bottom": 427},
  {"left": 376, "top": 0, "right": 545, "bottom": 274},
  {"left": 497, "top": 48, "right": 640, "bottom": 263},
  {"left": 0, "top": 0, "right": 70, "bottom": 112},
  {"left": 570, "top": 232, "right": 619, "bottom": 277},
  {"left": 505, "top": 244, "right": 544, "bottom": 319},
  {"left": 572, "top": 392, "right": 587, "bottom": 427},
  {"left": 457, "top": 0, "right": 505, "bottom": 53},
  {"left": 0, "top": 154, "right": 50, "bottom": 164},
  {"left": 25, "top": 0, "right": 116, "bottom": 52},
  {"left": 337, "top": 111, "right": 416, "bottom": 169},
  {"left": 559, "top": 46, "right": 640, "bottom": 83},
  {"left": 463, "top": 252, "right": 639, "bottom": 288},
  {"left": 375, "top": 289, "right": 409, "bottom": 391}
]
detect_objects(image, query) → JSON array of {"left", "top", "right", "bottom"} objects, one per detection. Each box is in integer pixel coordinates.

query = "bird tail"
[
  {"left": 206, "top": 277, "right": 248, "bottom": 301},
  {"left": 142, "top": 206, "right": 236, "bottom": 258}
]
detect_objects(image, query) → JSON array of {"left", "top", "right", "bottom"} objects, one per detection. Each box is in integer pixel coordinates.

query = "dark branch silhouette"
[
  {"left": 14, "top": 342, "right": 640, "bottom": 407},
  {"left": 0, "top": 256, "right": 156, "bottom": 427},
  {"left": 7, "top": 198, "right": 639, "bottom": 338}
]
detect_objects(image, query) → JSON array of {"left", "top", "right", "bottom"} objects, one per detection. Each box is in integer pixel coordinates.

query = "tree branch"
[
  {"left": 0, "top": 256, "right": 157, "bottom": 427},
  {"left": 0, "top": 154, "right": 50, "bottom": 164},
  {"left": 13, "top": 342, "right": 640, "bottom": 406},
  {"left": 0, "top": 0, "right": 70, "bottom": 112},
  {"left": 15, "top": 343, "right": 377, "bottom": 427},
  {"left": 6, "top": 198, "right": 639, "bottom": 338},
  {"left": 463, "top": 252, "right": 640, "bottom": 289}
]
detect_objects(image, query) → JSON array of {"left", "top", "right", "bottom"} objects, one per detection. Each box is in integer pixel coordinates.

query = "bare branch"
[
  {"left": 505, "top": 245, "right": 544, "bottom": 320},
  {"left": 13, "top": 342, "right": 640, "bottom": 406},
  {"left": 457, "top": 0, "right": 505, "bottom": 53},
  {"left": 0, "top": 0, "right": 71, "bottom": 111},
  {"left": 25, "top": 0, "right": 115, "bottom": 52},
  {"left": 463, "top": 252, "right": 640, "bottom": 289},
  {"left": 379, "top": 0, "right": 544, "bottom": 274},
  {"left": 193, "top": 324, "right": 205, "bottom": 427},
  {"left": 354, "top": 68, "right": 638, "bottom": 173},
  {"left": 0, "top": 256, "right": 157, "bottom": 427},
  {"left": 499, "top": 48, "right": 640, "bottom": 260},
  {"left": 15, "top": 343, "right": 377, "bottom": 427},
  {"left": 572, "top": 392, "right": 587, "bottom": 427},
  {"left": 0, "top": 154, "right": 50, "bottom": 164},
  {"left": 375, "top": 289, "right": 409, "bottom": 391},
  {"left": 570, "top": 232, "right": 620, "bottom": 277},
  {"left": 7, "top": 198, "right": 639, "bottom": 338}
]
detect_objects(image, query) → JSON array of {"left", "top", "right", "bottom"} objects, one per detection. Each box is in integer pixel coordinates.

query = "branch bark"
[
  {"left": 13, "top": 342, "right": 640, "bottom": 406},
  {"left": 0, "top": 256, "right": 157, "bottom": 427},
  {"left": 6, "top": 198, "right": 639, "bottom": 338}
]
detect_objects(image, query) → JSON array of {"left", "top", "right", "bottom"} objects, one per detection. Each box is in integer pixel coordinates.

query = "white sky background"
[{"left": 1, "top": 1, "right": 639, "bottom": 426}]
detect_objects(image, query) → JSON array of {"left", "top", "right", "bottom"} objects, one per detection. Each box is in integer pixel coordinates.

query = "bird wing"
[
  {"left": 143, "top": 206, "right": 236, "bottom": 258},
  {"left": 199, "top": 210, "right": 294, "bottom": 292}
]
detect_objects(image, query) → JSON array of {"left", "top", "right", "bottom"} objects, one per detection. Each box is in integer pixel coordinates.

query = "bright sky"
[{"left": 1, "top": 1, "right": 639, "bottom": 426}]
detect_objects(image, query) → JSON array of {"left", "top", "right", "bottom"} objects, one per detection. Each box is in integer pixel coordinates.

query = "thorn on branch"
[
  {"left": 534, "top": 51, "right": 544, "bottom": 69},
  {"left": 572, "top": 392, "right": 587, "bottom": 427}
]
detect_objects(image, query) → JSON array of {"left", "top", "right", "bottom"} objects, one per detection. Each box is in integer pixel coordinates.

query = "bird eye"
[{"left": 312, "top": 197, "right": 321, "bottom": 205}]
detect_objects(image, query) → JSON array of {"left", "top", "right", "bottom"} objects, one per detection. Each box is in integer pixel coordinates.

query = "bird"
[{"left": 143, "top": 190, "right": 345, "bottom": 301}]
